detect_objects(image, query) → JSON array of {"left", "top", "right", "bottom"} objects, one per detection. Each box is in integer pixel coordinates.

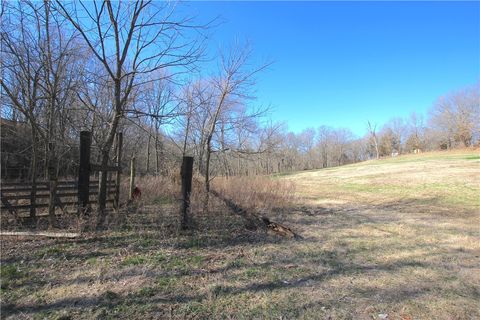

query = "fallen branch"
[
  {"left": 210, "top": 189, "right": 302, "bottom": 239},
  {"left": 0, "top": 231, "right": 80, "bottom": 238}
]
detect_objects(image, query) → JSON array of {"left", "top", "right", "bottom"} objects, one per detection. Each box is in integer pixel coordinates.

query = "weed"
[
  {"left": 228, "top": 257, "right": 246, "bottom": 268},
  {"left": 121, "top": 256, "right": 146, "bottom": 266},
  {"left": 189, "top": 255, "right": 204, "bottom": 265},
  {"left": 1, "top": 265, "right": 22, "bottom": 280},
  {"left": 244, "top": 267, "right": 261, "bottom": 278},
  {"left": 151, "top": 252, "right": 167, "bottom": 264},
  {"left": 0, "top": 265, "right": 25, "bottom": 289},
  {"left": 155, "top": 275, "right": 177, "bottom": 290}
]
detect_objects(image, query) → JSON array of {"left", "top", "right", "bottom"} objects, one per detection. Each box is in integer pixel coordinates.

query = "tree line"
[{"left": 2, "top": 0, "right": 479, "bottom": 187}]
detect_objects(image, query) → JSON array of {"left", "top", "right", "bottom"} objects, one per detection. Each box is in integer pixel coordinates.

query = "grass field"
[
  {"left": 1, "top": 150, "right": 479, "bottom": 319},
  {"left": 282, "top": 149, "right": 480, "bottom": 212}
]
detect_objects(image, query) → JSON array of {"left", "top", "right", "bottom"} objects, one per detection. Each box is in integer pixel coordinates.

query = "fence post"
[
  {"left": 129, "top": 157, "right": 136, "bottom": 201},
  {"left": 114, "top": 132, "right": 123, "bottom": 211},
  {"left": 47, "top": 142, "right": 57, "bottom": 227},
  {"left": 180, "top": 156, "right": 194, "bottom": 230},
  {"left": 78, "top": 131, "right": 91, "bottom": 215}
]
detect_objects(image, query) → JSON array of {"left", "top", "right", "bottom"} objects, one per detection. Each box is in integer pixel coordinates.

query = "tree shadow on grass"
[
  {"left": 4, "top": 247, "right": 468, "bottom": 319},
  {"left": 2, "top": 195, "right": 478, "bottom": 319}
]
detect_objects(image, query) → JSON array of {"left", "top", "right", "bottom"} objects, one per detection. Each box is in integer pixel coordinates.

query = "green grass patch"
[
  {"left": 136, "top": 286, "right": 157, "bottom": 298},
  {"left": 165, "top": 256, "right": 186, "bottom": 269},
  {"left": 244, "top": 267, "right": 261, "bottom": 278},
  {"left": 272, "top": 172, "right": 295, "bottom": 178},
  {"left": 155, "top": 275, "right": 178, "bottom": 289},
  {"left": 35, "top": 243, "right": 76, "bottom": 258},
  {"left": 189, "top": 255, "right": 204, "bottom": 265},
  {"left": 150, "top": 252, "right": 167, "bottom": 264},
  {"left": 136, "top": 237, "right": 156, "bottom": 248},
  {"left": 36, "top": 246, "right": 64, "bottom": 257},
  {"left": 464, "top": 155, "right": 480, "bottom": 160},
  {"left": 1, "top": 264, "right": 27, "bottom": 289},
  {"left": 227, "top": 257, "right": 247, "bottom": 269},
  {"left": 152, "top": 195, "right": 175, "bottom": 205},
  {"left": 1, "top": 265, "right": 23, "bottom": 280},
  {"left": 121, "top": 256, "right": 146, "bottom": 267}
]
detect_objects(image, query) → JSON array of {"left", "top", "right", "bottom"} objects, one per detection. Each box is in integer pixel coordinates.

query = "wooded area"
[{"left": 1, "top": 1, "right": 479, "bottom": 230}]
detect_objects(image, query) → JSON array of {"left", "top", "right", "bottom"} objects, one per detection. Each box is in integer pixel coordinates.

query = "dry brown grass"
[
  {"left": 212, "top": 175, "right": 296, "bottom": 213},
  {"left": 283, "top": 149, "right": 480, "bottom": 213},
  {"left": 1, "top": 150, "right": 479, "bottom": 319},
  {"left": 119, "top": 173, "right": 180, "bottom": 205},
  {"left": 128, "top": 173, "right": 297, "bottom": 215}
]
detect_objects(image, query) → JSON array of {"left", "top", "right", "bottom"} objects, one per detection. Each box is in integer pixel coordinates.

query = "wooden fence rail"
[
  {"left": 1, "top": 184, "right": 116, "bottom": 193},
  {"left": 1, "top": 180, "right": 116, "bottom": 213},
  {"left": 2, "top": 191, "right": 96, "bottom": 200},
  {"left": 1, "top": 180, "right": 111, "bottom": 187},
  {"left": 3, "top": 199, "right": 115, "bottom": 211},
  {"left": 1, "top": 130, "right": 123, "bottom": 223}
]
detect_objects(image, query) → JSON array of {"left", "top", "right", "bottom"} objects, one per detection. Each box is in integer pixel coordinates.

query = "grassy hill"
[{"left": 283, "top": 149, "right": 480, "bottom": 214}]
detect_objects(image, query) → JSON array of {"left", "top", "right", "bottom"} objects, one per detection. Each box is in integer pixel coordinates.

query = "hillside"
[{"left": 283, "top": 149, "right": 480, "bottom": 214}]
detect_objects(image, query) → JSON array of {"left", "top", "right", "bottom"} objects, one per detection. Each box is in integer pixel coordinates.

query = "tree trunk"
[
  {"left": 97, "top": 75, "right": 122, "bottom": 228},
  {"left": 203, "top": 144, "right": 211, "bottom": 212},
  {"left": 182, "top": 112, "right": 191, "bottom": 157},
  {"left": 146, "top": 132, "right": 151, "bottom": 173},
  {"left": 155, "top": 134, "right": 160, "bottom": 175},
  {"left": 97, "top": 150, "right": 109, "bottom": 228},
  {"left": 181, "top": 156, "right": 193, "bottom": 229},
  {"left": 96, "top": 115, "right": 120, "bottom": 229},
  {"left": 129, "top": 157, "right": 136, "bottom": 201},
  {"left": 47, "top": 142, "right": 57, "bottom": 228},
  {"left": 30, "top": 126, "right": 37, "bottom": 222}
]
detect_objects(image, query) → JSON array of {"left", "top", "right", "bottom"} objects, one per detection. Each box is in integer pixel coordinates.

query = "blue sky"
[{"left": 185, "top": 1, "right": 479, "bottom": 137}]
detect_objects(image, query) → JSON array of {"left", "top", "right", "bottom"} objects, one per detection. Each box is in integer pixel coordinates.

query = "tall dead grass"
[
  {"left": 121, "top": 174, "right": 180, "bottom": 205},
  {"left": 212, "top": 175, "right": 296, "bottom": 213},
  {"left": 125, "top": 174, "right": 295, "bottom": 213}
]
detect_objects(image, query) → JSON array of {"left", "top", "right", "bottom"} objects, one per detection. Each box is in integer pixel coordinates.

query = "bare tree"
[
  {"left": 56, "top": 0, "right": 205, "bottom": 227},
  {"left": 141, "top": 75, "right": 176, "bottom": 174},
  {"left": 387, "top": 117, "right": 406, "bottom": 154},
  {"left": 1, "top": 0, "right": 81, "bottom": 226},
  {"left": 330, "top": 128, "right": 353, "bottom": 166},
  {"left": 316, "top": 126, "right": 332, "bottom": 168},
  {"left": 429, "top": 84, "right": 480, "bottom": 148},
  {"left": 201, "top": 43, "right": 269, "bottom": 210},
  {"left": 405, "top": 112, "right": 425, "bottom": 152},
  {"left": 1, "top": 2, "right": 43, "bottom": 220},
  {"left": 367, "top": 121, "right": 379, "bottom": 159}
]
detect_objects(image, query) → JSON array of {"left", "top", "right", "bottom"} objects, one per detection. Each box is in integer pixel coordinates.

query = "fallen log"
[
  {"left": 210, "top": 189, "right": 302, "bottom": 240},
  {"left": 0, "top": 231, "right": 80, "bottom": 238}
]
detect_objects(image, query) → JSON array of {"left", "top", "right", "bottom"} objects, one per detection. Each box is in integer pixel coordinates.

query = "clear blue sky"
[{"left": 185, "top": 1, "right": 480, "bottom": 137}]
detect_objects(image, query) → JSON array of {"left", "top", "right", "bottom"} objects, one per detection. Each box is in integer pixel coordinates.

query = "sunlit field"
[{"left": 2, "top": 150, "right": 479, "bottom": 319}]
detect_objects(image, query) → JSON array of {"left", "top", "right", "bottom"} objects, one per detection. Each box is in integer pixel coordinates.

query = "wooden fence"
[
  {"left": 0, "top": 130, "right": 123, "bottom": 221},
  {"left": 1, "top": 180, "right": 116, "bottom": 218}
]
